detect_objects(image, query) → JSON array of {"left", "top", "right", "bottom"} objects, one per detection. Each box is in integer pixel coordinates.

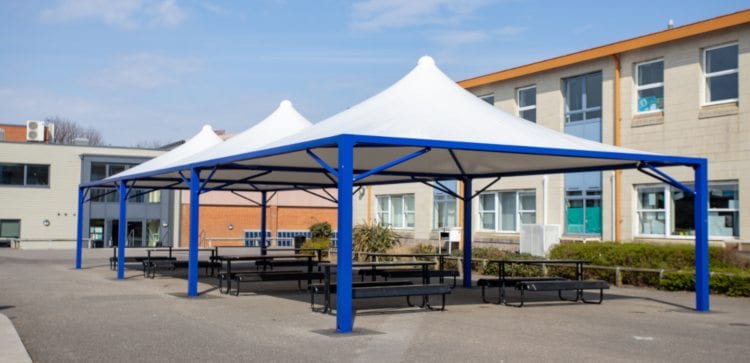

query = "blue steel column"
[
  {"left": 462, "top": 178, "right": 473, "bottom": 288},
  {"left": 260, "top": 191, "right": 268, "bottom": 255},
  {"left": 75, "top": 187, "right": 85, "bottom": 269},
  {"left": 188, "top": 168, "right": 201, "bottom": 297},
  {"left": 694, "top": 161, "right": 710, "bottom": 311},
  {"left": 336, "top": 137, "right": 354, "bottom": 333},
  {"left": 117, "top": 182, "right": 127, "bottom": 280}
]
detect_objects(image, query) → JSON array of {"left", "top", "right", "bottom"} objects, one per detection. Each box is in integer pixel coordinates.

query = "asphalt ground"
[{"left": 1, "top": 248, "right": 749, "bottom": 362}]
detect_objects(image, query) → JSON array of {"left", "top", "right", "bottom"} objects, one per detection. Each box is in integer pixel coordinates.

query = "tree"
[{"left": 44, "top": 116, "right": 105, "bottom": 146}]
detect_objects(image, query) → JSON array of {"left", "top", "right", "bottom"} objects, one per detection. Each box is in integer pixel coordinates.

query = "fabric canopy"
[{"left": 97, "top": 124, "right": 223, "bottom": 185}]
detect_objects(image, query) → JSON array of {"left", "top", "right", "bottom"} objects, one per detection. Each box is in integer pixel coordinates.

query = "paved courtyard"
[{"left": 1, "top": 248, "right": 749, "bottom": 362}]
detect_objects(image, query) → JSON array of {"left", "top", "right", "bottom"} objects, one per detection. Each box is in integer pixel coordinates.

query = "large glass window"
[
  {"left": 433, "top": 180, "right": 457, "bottom": 229},
  {"left": 244, "top": 230, "right": 272, "bottom": 247},
  {"left": 704, "top": 43, "right": 738, "bottom": 104},
  {"left": 377, "top": 194, "right": 415, "bottom": 229},
  {"left": 479, "top": 93, "right": 494, "bottom": 105},
  {"left": 0, "top": 163, "right": 49, "bottom": 187},
  {"left": 636, "top": 59, "right": 664, "bottom": 113},
  {"left": 565, "top": 72, "right": 602, "bottom": 123},
  {"left": 636, "top": 182, "right": 739, "bottom": 238},
  {"left": 477, "top": 191, "right": 536, "bottom": 232},
  {"left": 0, "top": 219, "right": 21, "bottom": 238},
  {"left": 517, "top": 86, "right": 536, "bottom": 122}
]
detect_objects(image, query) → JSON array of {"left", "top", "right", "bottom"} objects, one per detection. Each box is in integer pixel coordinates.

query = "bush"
[
  {"left": 661, "top": 271, "right": 750, "bottom": 297},
  {"left": 301, "top": 222, "right": 332, "bottom": 254},
  {"left": 352, "top": 223, "right": 400, "bottom": 261}
]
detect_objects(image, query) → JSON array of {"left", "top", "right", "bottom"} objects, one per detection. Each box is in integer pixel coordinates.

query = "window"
[
  {"left": 377, "top": 194, "right": 415, "bottom": 229},
  {"left": 479, "top": 94, "right": 494, "bottom": 105},
  {"left": 517, "top": 86, "right": 536, "bottom": 122},
  {"left": 244, "top": 230, "right": 272, "bottom": 247},
  {"left": 704, "top": 43, "right": 738, "bottom": 104},
  {"left": 433, "top": 180, "right": 457, "bottom": 229},
  {"left": 0, "top": 219, "right": 21, "bottom": 239},
  {"left": 636, "top": 182, "right": 739, "bottom": 238},
  {"left": 564, "top": 72, "right": 602, "bottom": 123},
  {"left": 477, "top": 191, "right": 536, "bottom": 232},
  {"left": 0, "top": 163, "right": 49, "bottom": 187},
  {"left": 277, "top": 230, "right": 311, "bottom": 247},
  {"left": 635, "top": 59, "right": 664, "bottom": 113}
]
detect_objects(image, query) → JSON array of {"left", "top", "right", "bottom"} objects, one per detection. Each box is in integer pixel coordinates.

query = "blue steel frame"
[{"left": 77, "top": 132, "right": 711, "bottom": 332}]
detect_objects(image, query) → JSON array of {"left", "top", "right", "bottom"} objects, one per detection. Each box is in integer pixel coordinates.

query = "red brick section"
[{"left": 178, "top": 205, "right": 338, "bottom": 248}]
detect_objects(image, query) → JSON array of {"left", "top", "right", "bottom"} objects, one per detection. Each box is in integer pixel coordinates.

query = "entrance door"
[
  {"left": 108, "top": 220, "right": 119, "bottom": 247},
  {"left": 127, "top": 221, "right": 143, "bottom": 247},
  {"left": 563, "top": 72, "right": 602, "bottom": 235}
]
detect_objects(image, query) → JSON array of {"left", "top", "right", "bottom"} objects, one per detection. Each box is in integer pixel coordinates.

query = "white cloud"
[
  {"left": 88, "top": 53, "right": 202, "bottom": 89},
  {"left": 432, "top": 30, "right": 489, "bottom": 47},
  {"left": 351, "top": 0, "right": 493, "bottom": 31},
  {"left": 39, "top": 0, "right": 186, "bottom": 29}
]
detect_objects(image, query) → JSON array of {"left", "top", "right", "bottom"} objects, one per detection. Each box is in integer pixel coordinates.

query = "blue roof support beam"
[
  {"left": 448, "top": 149, "right": 466, "bottom": 177},
  {"left": 260, "top": 191, "right": 268, "bottom": 256},
  {"left": 116, "top": 181, "right": 130, "bottom": 280},
  {"left": 462, "top": 178, "right": 473, "bottom": 288},
  {"left": 230, "top": 191, "right": 261, "bottom": 206},
  {"left": 199, "top": 167, "right": 218, "bottom": 193},
  {"left": 336, "top": 137, "right": 355, "bottom": 333},
  {"left": 638, "top": 163, "right": 695, "bottom": 195},
  {"left": 307, "top": 149, "right": 339, "bottom": 178},
  {"left": 187, "top": 168, "right": 201, "bottom": 297},
  {"left": 353, "top": 147, "right": 431, "bottom": 183},
  {"left": 75, "top": 187, "right": 87, "bottom": 269},
  {"left": 694, "top": 161, "right": 710, "bottom": 311},
  {"left": 472, "top": 177, "right": 502, "bottom": 199}
]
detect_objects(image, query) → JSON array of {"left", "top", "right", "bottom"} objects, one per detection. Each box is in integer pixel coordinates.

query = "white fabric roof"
[
  {"left": 99, "top": 124, "right": 223, "bottom": 183},
  {"left": 176, "top": 100, "right": 312, "bottom": 166},
  {"left": 83, "top": 57, "right": 698, "bottom": 192}
]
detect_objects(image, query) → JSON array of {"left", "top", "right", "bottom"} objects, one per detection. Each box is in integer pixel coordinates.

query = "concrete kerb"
[{"left": 0, "top": 313, "right": 32, "bottom": 363}]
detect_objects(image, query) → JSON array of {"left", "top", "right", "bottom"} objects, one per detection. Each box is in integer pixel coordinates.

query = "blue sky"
[{"left": 1, "top": 0, "right": 747, "bottom": 146}]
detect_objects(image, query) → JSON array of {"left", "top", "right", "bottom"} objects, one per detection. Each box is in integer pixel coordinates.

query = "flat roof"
[{"left": 459, "top": 9, "right": 750, "bottom": 89}]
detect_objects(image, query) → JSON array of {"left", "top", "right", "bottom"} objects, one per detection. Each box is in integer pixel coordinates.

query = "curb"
[{"left": 0, "top": 313, "right": 32, "bottom": 363}]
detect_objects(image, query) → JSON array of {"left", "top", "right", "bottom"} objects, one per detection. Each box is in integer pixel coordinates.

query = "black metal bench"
[
  {"left": 171, "top": 260, "right": 220, "bottom": 276},
  {"left": 358, "top": 268, "right": 459, "bottom": 287},
  {"left": 308, "top": 281, "right": 414, "bottom": 313},
  {"left": 110, "top": 256, "right": 149, "bottom": 270},
  {"left": 477, "top": 276, "right": 566, "bottom": 303},
  {"left": 511, "top": 279, "right": 610, "bottom": 307},
  {"left": 351, "top": 284, "right": 452, "bottom": 310},
  {"left": 232, "top": 271, "right": 325, "bottom": 296},
  {"left": 143, "top": 258, "right": 177, "bottom": 278},
  {"left": 255, "top": 259, "right": 329, "bottom": 271}
]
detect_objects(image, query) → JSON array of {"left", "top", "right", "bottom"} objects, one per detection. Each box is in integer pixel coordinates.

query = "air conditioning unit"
[
  {"left": 26, "top": 120, "right": 45, "bottom": 142},
  {"left": 520, "top": 224, "right": 561, "bottom": 257}
]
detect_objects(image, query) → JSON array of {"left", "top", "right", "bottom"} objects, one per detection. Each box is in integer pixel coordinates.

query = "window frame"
[
  {"left": 563, "top": 72, "right": 602, "bottom": 123},
  {"left": 634, "top": 58, "right": 665, "bottom": 114},
  {"left": 479, "top": 93, "right": 495, "bottom": 105},
  {"left": 635, "top": 182, "right": 739, "bottom": 239},
  {"left": 0, "top": 219, "right": 21, "bottom": 239},
  {"left": 703, "top": 43, "right": 739, "bottom": 106},
  {"left": 376, "top": 194, "right": 416, "bottom": 229},
  {"left": 477, "top": 190, "right": 536, "bottom": 233},
  {"left": 0, "top": 163, "right": 50, "bottom": 188},
  {"left": 516, "top": 85, "right": 537, "bottom": 122}
]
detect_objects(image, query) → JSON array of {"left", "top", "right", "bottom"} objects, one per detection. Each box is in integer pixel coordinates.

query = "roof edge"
[{"left": 458, "top": 9, "right": 750, "bottom": 89}]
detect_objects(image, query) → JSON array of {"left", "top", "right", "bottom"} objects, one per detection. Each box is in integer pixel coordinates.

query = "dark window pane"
[
  {"left": 565, "top": 77, "right": 583, "bottom": 112},
  {"left": 26, "top": 165, "right": 49, "bottom": 186},
  {"left": 585, "top": 72, "right": 602, "bottom": 108},
  {"left": 638, "top": 87, "right": 664, "bottom": 112},
  {"left": 90, "top": 163, "right": 106, "bottom": 181},
  {"left": 638, "top": 61, "right": 663, "bottom": 85},
  {"left": 480, "top": 94, "right": 494, "bottom": 104},
  {"left": 518, "top": 87, "right": 536, "bottom": 107},
  {"left": 0, "top": 164, "right": 24, "bottom": 185},
  {"left": 706, "top": 44, "right": 738, "bottom": 73},
  {"left": 567, "top": 112, "right": 584, "bottom": 122},
  {"left": 707, "top": 73, "right": 738, "bottom": 102},
  {"left": 585, "top": 110, "right": 602, "bottom": 120},
  {"left": 671, "top": 189, "right": 695, "bottom": 236},
  {"left": 520, "top": 109, "right": 536, "bottom": 122},
  {"left": 709, "top": 185, "right": 738, "bottom": 209},
  {"left": 108, "top": 164, "right": 127, "bottom": 177},
  {"left": 0, "top": 220, "right": 21, "bottom": 238}
]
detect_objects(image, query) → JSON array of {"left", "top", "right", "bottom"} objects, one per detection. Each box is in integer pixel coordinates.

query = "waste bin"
[{"left": 294, "top": 235, "right": 306, "bottom": 250}]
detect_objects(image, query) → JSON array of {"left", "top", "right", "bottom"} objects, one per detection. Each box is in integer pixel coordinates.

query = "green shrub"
[
  {"left": 301, "top": 222, "right": 332, "bottom": 253},
  {"left": 661, "top": 271, "right": 750, "bottom": 297},
  {"left": 352, "top": 223, "right": 400, "bottom": 261}
]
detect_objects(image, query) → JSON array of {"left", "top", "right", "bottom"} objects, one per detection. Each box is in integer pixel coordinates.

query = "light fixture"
[
  {"left": 43, "top": 219, "right": 50, "bottom": 227},
  {"left": 227, "top": 224, "right": 234, "bottom": 230}
]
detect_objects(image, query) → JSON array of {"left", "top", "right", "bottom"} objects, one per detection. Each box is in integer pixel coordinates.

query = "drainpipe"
[{"left": 611, "top": 54, "right": 622, "bottom": 242}]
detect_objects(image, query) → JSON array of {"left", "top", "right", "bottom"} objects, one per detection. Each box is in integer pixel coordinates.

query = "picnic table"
[
  {"left": 483, "top": 259, "right": 608, "bottom": 307},
  {"left": 361, "top": 253, "right": 458, "bottom": 286},
  {"left": 214, "top": 254, "right": 319, "bottom": 294},
  {"left": 314, "top": 261, "right": 451, "bottom": 312}
]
